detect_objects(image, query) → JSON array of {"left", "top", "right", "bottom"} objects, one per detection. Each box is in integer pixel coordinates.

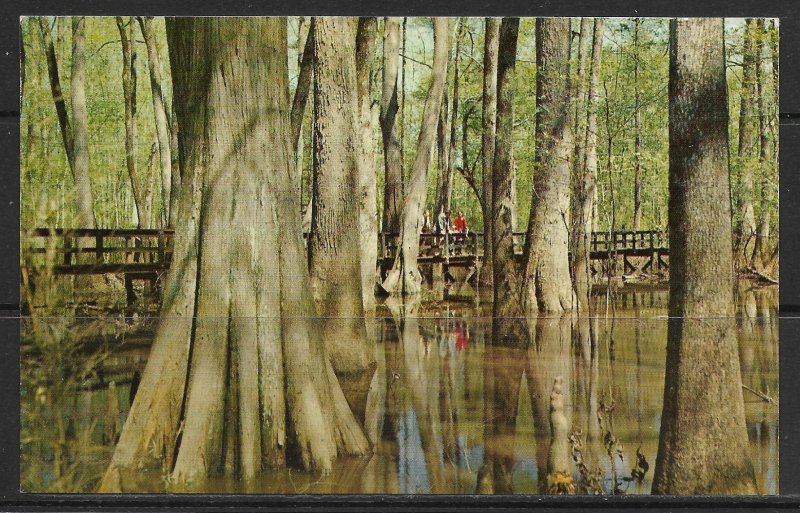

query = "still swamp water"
[{"left": 20, "top": 283, "right": 778, "bottom": 494}]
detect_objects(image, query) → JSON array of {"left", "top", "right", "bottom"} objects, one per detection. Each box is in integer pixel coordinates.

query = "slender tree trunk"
[
  {"left": 652, "top": 18, "right": 757, "bottom": 495},
  {"left": 569, "top": 17, "right": 592, "bottom": 311},
  {"left": 492, "top": 18, "right": 523, "bottom": 321},
  {"left": 481, "top": 17, "right": 500, "bottom": 289},
  {"left": 100, "top": 18, "right": 368, "bottom": 492},
  {"left": 116, "top": 17, "right": 147, "bottom": 228},
  {"left": 70, "top": 17, "right": 95, "bottom": 228},
  {"left": 380, "top": 17, "right": 403, "bottom": 233},
  {"left": 736, "top": 19, "right": 758, "bottom": 267},
  {"left": 355, "top": 17, "right": 379, "bottom": 315},
  {"left": 38, "top": 17, "right": 74, "bottom": 170},
  {"left": 522, "top": 18, "right": 574, "bottom": 313},
  {"left": 751, "top": 19, "right": 771, "bottom": 271},
  {"left": 309, "top": 17, "right": 373, "bottom": 374},
  {"left": 137, "top": 16, "right": 174, "bottom": 228},
  {"left": 381, "top": 18, "right": 451, "bottom": 296},
  {"left": 435, "top": 89, "right": 451, "bottom": 216},
  {"left": 632, "top": 17, "right": 643, "bottom": 232}
]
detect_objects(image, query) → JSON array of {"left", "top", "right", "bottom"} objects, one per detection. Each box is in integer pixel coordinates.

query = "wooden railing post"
[
  {"left": 63, "top": 234, "right": 72, "bottom": 266},
  {"left": 95, "top": 234, "right": 104, "bottom": 265}
]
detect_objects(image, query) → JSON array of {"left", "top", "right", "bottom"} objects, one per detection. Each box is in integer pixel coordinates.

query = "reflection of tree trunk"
[
  {"left": 116, "top": 17, "right": 147, "bottom": 228},
  {"left": 476, "top": 343, "right": 525, "bottom": 494},
  {"left": 481, "top": 17, "right": 500, "bottom": 289},
  {"left": 356, "top": 17, "right": 379, "bottom": 315},
  {"left": 492, "top": 18, "right": 524, "bottom": 325},
  {"left": 380, "top": 17, "right": 403, "bottom": 233},
  {"left": 523, "top": 18, "right": 573, "bottom": 313},
  {"left": 309, "top": 17, "right": 373, "bottom": 376},
  {"left": 652, "top": 18, "right": 756, "bottom": 495},
  {"left": 100, "top": 18, "right": 369, "bottom": 491},
  {"left": 381, "top": 18, "right": 450, "bottom": 296}
]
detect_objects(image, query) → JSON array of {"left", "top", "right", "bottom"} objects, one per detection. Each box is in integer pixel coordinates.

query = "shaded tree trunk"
[
  {"left": 116, "top": 17, "right": 148, "bottom": 228},
  {"left": 38, "top": 17, "right": 73, "bottom": 171},
  {"left": 652, "top": 18, "right": 757, "bottom": 495},
  {"left": 751, "top": 19, "right": 771, "bottom": 271},
  {"left": 291, "top": 18, "right": 314, "bottom": 156},
  {"left": 99, "top": 17, "right": 368, "bottom": 491},
  {"left": 481, "top": 17, "right": 500, "bottom": 290},
  {"left": 355, "top": 17, "right": 379, "bottom": 314},
  {"left": 380, "top": 17, "right": 403, "bottom": 233},
  {"left": 137, "top": 16, "right": 174, "bottom": 227},
  {"left": 735, "top": 19, "right": 758, "bottom": 267},
  {"left": 569, "top": 17, "right": 592, "bottom": 311},
  {"left": 309, "top": 17, "right": 373, "bottom": 374},
  {"left": 492, "top": 18, "right": 524, "bottom": 323},
  {"left": 522, "top": 18, "right": 574, "bottom": 313},
  {"left": 435, "top": 90, "right": 451, "bottom": 217},
  {"left": 381, "top": 18, "right": 451, "bottom": 296}
]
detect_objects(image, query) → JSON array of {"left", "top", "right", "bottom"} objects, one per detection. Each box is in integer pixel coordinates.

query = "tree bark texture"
[
  {"left": 309, "top": 17, "right": 373, "bottom": 374},
  {"left": 380, "top": 18, "right": 451, "bottom": 296},
  {"left": 736, "top": 19, "right": 758, "bottom": 267},
  {"left": 523, "top": 18, "right": 574, "bottom": 313},
  {"left": 481, "top": 17, "right": 500, "bottom": 290},
  {"left": 652, "top": 18, "right": 757, "bottom": 495},
  {"left": 100, "top": 17, "right": 368, "bottom": 491},
  {"left": 70, "top": 17, "right": 95, "bottom": 228}
]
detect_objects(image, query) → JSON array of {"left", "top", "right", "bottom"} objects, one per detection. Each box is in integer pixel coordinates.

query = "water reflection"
[{"left": 20, "top": 285, "right": 779, "bottom": 494}]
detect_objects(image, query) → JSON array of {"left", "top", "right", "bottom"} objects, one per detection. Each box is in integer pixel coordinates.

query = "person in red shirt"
[{"left": 454, "top": 211, "right": 467, "bottom": 233}]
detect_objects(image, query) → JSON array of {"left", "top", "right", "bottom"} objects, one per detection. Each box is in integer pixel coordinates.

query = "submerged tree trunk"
[
  {"left": 522, "top": 18, "right": 573, "bottom": 313},
  {"left": 481, "top": 17, "right": 500, "bottom": 290},
  {"left": 355, "top": 17, "right": 379, "bottom": 315},
  {"left": 380, "top": 17, "right": 403, "bottom": 233},
  {"left": 381, "top": 18, "right": 450, "bottom": 296},
  {"left": 138, "top": 16, "right": 174, "bottom": 227},
  {"left": 309, "top": 17, "right": 373, "bottom": 375},
  {"left": 116, "top": 17, "right": 148, "bottom": 228},
  {"left": 652, "top": 18, "right": 757, "bottom": 495},
  {"left": 736, "top": 19, "right": 758, "bottom": 267},
  {"left": 70, "top": 17, "right": 95, "bottom": 228},
  {"left": 100, "top": 18, "right": 368, "bottom": 492}
]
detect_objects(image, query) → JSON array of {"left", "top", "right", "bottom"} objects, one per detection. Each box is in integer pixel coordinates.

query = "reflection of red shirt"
[
  {"left": 454, "top": 216, "right": 467, "bottom": 233},
  {"left": 454, "top": 324, "right": 469, "bottom": 350}
]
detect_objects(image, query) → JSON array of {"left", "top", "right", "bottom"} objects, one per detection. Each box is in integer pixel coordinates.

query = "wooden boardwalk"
[{"left": 21, "top": 228, "right": 669, "bottom": 302}]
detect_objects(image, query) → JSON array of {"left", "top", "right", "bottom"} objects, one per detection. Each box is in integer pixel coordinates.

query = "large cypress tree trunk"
[
  {"left": 481, "top": 17, "right": 500, "bottom": 290},
  {"left": 652, "top": 18, "right": 756, "bottom": 495},
  {"left": 381, "top": 18, "right": 450, "bottom": 296},
  {"left": 137, "top": 16, "right": 174, "bottom": 227},
  {"left": 355, "top": 17, "right": 379, "bottom": 315},
  {"left": 99, "top": 17, "right": 368, "bottom": 491},
  {"left": 116, "top": 17, "right": 148, "bottom": 228},
  {"left": 309, "top": 17, "right": 373, "bottom": 374},
  {"left": 522, "top": 18, "right": 574, "bottom": 313},
  {"left": 380, "top": 17, "right": 403, "bottom": 233},
  {"left": 735, "top": 19, "right": 758, "bottom": 267}
]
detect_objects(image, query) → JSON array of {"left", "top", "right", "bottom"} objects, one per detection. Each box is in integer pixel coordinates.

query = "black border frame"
[{"left": 3, "top": 1, "right": 800, "bottom": 510}]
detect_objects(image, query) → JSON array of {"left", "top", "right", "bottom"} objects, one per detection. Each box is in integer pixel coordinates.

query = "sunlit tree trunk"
[
  {"left": 137, "top": 16, "right": 174, "bottom": 227},
  {"left": 309, "top": 17, "right": 373, "bottom": 374},
  {"left": 99, "top": 17, "right": 368, "bottom": 492},
  {"left": 736, "top": 19, "right": 758, "bottom": 267},
  {"left": 522, "top": 18, "right": 573, "bottom": 313},
  {"left": 355, "top": 17, "right": 379, "bottom": 315},
  {"left": 70, "top": 17, "right": 95, "bottom": 228},
  {"left": 481, "top": 17, "right": 500, "bottom": 290},
  {"left": 380, "top": 17, "right": 403, "bottom": 233},
  {"left": 116, "top": 17, "right": 148, "bottom": 228},
  {"left": 381, "top": 18, "right": 450, "bottom": 296},
  {"left": 652, "top": 18, "right": 757, "bottom": 495}
]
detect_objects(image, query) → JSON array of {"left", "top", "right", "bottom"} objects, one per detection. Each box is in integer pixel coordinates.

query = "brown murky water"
[{"left": 20, "top": 284, "right": 778, "bottom": 494}]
